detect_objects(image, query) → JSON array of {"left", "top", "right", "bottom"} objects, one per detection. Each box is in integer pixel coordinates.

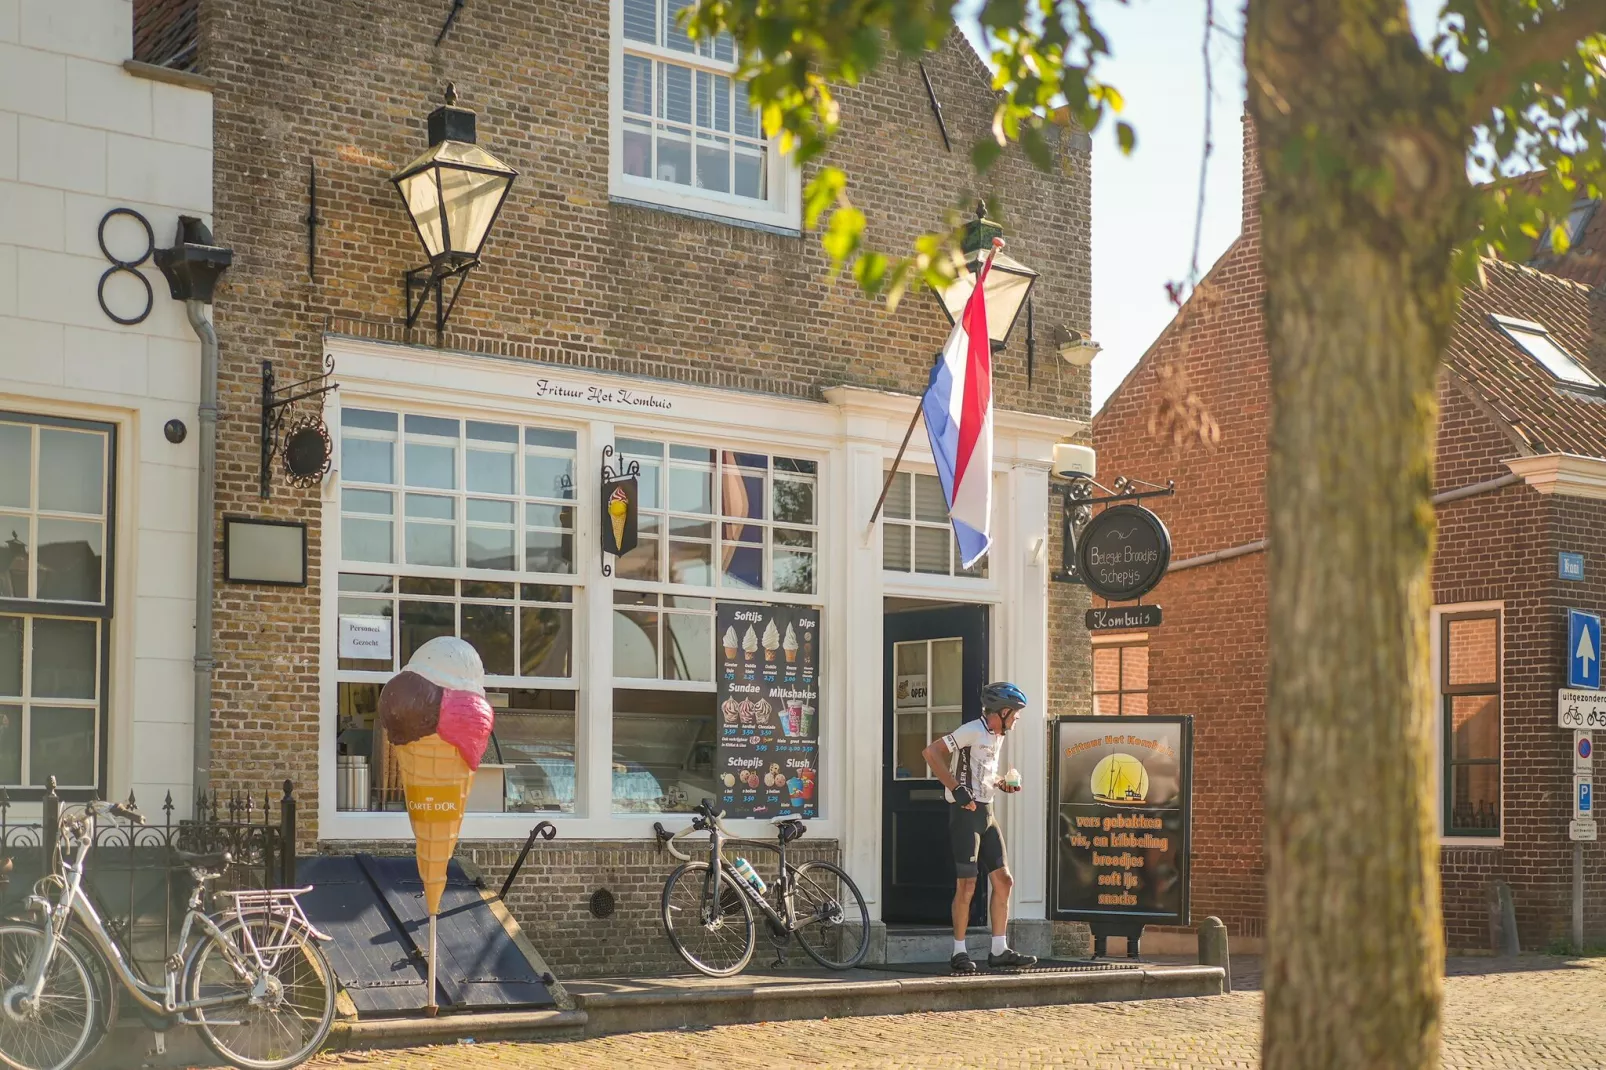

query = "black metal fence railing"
[{"left": 0, "top": 778, "right": 298, "bottom": 983}]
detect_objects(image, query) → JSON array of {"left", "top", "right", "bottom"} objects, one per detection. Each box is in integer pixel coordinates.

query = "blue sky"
[{"left": 961, "top": 1, "right": 1446, "bottom": 412}]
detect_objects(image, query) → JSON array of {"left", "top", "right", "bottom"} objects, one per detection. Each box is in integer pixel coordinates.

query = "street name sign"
[
  {"left": 1560, "top": 551, "right": 1585, "bottom": 581},
  {"left": 1577, "top": 731, "right": 1594, "bottom": 774},
  {"left": 1086, "top": 605, "right": 1162, "bottom": 631},
  {"left": 1559, "top": 688, "right": 1606, "bottom": 729},
  {"left": 1568, "top": 609, "right": 1601, "bottom": 690},
  {"left": 1571, "top": 818, "right": 1596, "bottom": 842}
]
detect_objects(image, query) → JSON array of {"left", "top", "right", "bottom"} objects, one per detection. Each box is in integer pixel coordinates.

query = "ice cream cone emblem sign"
[
  {"left": 379, "top": 636, "right": 495, "bottom": 1014},
  {"left": 599, "top": 444, "right": 640, "bottom": 568}
]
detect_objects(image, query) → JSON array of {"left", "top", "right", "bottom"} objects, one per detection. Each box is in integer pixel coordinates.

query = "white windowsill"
[{"left": 608, "top": 193, "right": 803, "bottom": 238}]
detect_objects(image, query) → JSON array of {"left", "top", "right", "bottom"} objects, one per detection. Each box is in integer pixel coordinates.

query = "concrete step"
[{"left": 884, "top": 925, "right": 996, "bottom": 964}]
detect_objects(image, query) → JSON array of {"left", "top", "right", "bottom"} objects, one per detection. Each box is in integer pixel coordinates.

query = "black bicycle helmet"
[{"left": 980, "top": 681, "right": 1029, "bottom": 712}]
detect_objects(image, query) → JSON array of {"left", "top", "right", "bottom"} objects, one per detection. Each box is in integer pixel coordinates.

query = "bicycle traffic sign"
[{"left": 1559, "top": 688, "right": 1606, "bottom": 729}]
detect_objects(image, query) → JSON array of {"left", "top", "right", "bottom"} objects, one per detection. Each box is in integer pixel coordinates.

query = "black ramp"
[
  {"left": 295, "top": 856, "right": 429, "bottom": 1015},
  {"left": 357, "top": 854, "right": 556, "bottom": 1010}
]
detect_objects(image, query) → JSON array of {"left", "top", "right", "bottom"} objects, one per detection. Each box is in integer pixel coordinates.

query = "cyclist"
[{"left": 921, "top": 681, "right": 1038, "bottom": 973}]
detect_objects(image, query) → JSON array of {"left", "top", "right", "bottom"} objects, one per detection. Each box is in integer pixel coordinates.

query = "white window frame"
[
  {"left": 1431, "top": 601, "right": 1504, "bottom": 846},
  {"left": 607, "top": 0, "right": 801, "bottom": 230},
  {"left": 881, "top": 468, "right": 993, "bottom": 581}
]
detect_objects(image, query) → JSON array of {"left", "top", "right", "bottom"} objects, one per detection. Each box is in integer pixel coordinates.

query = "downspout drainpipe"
[
  {"left": 1165, "top": 473, "right": 1522, "bottom": 575},
  {"left": 187, "top": 300, "right": 218, "bottom": 802}
]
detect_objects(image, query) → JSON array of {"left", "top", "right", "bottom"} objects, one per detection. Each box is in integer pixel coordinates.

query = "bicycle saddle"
[
  {"left": 171, "top": 848, "right": 233, "bottom": 871},
  {"left": 771, "top": 815, "right": 803, "bottom": 824}
]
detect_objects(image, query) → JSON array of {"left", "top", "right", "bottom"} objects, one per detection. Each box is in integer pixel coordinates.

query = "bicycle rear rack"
[{"left": 217, "top": 886, "right": 331, "bottom": 942}]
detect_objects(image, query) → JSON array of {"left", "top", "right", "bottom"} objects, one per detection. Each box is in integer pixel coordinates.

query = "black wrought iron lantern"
[
  {"left": 391, "top": 84, "right": 518, "bottom": 334},
  {"left": 934, "top": 202, "right": 1040, "bottom": 351}
]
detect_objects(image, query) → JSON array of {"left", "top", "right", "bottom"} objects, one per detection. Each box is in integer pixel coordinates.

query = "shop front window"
[
  {"left": 1441, "top": 610, "right": 1500, "bottom": 837},
  {"left": 881, "top": 470, "right": 987, "bottom": 578},
  {"left": 611, "top": 688, "right": 718, "bottom": 813},
  {"left": 335, "top": 404, "right": 584, "bottom": 815},
  {"left": 1092, "top": 639, "right": 1148, "bottom": 715},
  {"left": 614, "top": 439, "right": 818, "bottom": 594},
  {"left": 0, "top": 414, "right": 112, "bottom": 794}
]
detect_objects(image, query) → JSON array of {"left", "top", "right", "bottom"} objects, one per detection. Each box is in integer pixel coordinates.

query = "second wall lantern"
[
  {"left": 392, "top": 84, "right": 518, "bottom": 334},
  {"left": 934, "top": 202, "right": 1040, "bottom": 351}
]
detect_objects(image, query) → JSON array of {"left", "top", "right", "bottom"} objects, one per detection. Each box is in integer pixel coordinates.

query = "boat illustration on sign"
[{"left": 1090, "top": 753, "right": 1150, "bottom": 805}]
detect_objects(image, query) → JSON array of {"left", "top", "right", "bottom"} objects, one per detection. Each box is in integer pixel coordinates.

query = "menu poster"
[
  {"left": 715, "top": 602, "right": 819, "bottom": 819},
  {"left": 1049, "top": 716, "right": 1193, "bottom": 926}
]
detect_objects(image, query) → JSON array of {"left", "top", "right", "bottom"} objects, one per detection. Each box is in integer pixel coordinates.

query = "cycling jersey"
[{"left": 942, "top": 718, "right": 1003, "bottom": 804}]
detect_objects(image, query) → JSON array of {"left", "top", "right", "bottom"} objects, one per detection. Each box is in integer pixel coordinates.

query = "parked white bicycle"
[{"left": 0, "top": 798, "right": 336, "bottom": 1070}]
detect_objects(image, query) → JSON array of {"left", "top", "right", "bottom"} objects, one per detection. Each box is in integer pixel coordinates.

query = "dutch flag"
[{"left": 921, "top": 255, "right": 994, "bottom": 569}]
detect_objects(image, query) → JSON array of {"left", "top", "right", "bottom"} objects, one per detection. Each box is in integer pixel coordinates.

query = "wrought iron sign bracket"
[
  {"left": 260, "top": 355, "right": 339, "bottom": 499},
  {"left": 1049, "top": 476, "right": 1174, "bottom": 586}
]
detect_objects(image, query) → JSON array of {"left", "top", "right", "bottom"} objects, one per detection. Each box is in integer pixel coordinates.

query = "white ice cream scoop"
[{"left": 405, "top": 635, "right": 487, "bottom": 696}]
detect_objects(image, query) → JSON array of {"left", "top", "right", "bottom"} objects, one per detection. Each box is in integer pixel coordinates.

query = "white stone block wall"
[{"left": 0, "top": 0, "right": 212, "bottom": 813}]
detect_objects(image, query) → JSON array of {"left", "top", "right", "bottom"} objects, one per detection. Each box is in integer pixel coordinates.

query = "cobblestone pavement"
[{"left": 314, "top": 957, "right": 1606, "bottom": 1069}]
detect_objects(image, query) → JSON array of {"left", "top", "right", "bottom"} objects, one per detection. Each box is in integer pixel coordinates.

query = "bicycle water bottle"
[{"left": 732, "top": 857, "right": 766, "bottom": 895}]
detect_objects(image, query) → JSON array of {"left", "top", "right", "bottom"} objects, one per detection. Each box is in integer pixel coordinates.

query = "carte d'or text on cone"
[{"left": 395, "top": 733, "right": 471, "bottom": 915}]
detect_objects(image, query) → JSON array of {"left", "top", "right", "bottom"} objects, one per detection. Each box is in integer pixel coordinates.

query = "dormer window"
[
  {"left": 1490, "top": 315, "right": 1604, "bottom": 391},
  {"left": 610, "top": 0, "right": 800, "bottom": 230}
]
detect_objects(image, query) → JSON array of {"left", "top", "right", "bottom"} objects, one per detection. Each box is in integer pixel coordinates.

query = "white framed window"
[
  {"left": 881, "top": 470, "right": 988, "bottom": 578},
  {"left": 0, "top": 413, "right": 114, "bottom": 796},
  {"left": 613, "top": 439, "right": 818, "bottom": 595},
  {"left": 610, "top": 0, "right": 800, "bottom": 229},
  {"left": 335, "top": 407, "right": 583, "bottom": 815}
]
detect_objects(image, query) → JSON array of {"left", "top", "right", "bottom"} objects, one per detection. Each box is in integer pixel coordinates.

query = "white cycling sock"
[
  {"left": 991, "top": 935, "right": 1009, "bottom": 956},
  {"left": 953, "top": 939, "right": 968, "bottom": 957}
]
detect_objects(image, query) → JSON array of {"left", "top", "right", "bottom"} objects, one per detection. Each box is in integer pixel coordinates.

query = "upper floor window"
[
  {"left": 612, "top": 0, "right": 799, "bottom": 229},
  {"left": 1092, "top": 637, "right": 1147, "bottom": 716},
  {"left": 881, "top": 471, "right": 987, "bottom": 578}
]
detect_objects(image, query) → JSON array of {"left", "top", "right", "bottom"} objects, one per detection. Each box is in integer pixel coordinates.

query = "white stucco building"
[{"left": 0, "top": 0, "right": 213, "bottom": 810}]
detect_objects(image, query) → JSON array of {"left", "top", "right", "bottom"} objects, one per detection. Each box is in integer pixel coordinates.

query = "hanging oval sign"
[{"left": 1076, "top": 504, "right": 1172, "bottom": 602}]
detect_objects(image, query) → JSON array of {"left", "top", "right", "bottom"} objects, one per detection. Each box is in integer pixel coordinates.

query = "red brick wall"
[{"left": 1094, "top": 127, "right": 1606, "bottom": 949}]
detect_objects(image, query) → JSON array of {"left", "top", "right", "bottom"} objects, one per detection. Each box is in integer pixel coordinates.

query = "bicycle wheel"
[
  {"left": 660, "top": 861, "right": 755, "bottom": 977},
  {"left": 791, "top": 860, "right": 871, "bottom": 970},
  {"left": 184, "top": 913, "right": 336, "bottom": 1070},
  {"left": 0, "top": 923, "right": 99, "bottom": 1070}
]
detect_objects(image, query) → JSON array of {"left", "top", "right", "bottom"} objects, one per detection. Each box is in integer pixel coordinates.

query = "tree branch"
[{"left": 1465, "top": 1, "right": 1606, "bottom": 120}]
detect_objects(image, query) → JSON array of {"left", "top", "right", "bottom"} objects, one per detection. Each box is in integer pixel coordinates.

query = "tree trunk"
[{"left": 1247, "top": 3, "right": 1473, "bottom": 1067}]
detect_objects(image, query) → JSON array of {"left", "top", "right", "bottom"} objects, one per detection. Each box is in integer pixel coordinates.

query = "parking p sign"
[{"left": 1577, "top": 776, "right": 1594, "bottom": 819}]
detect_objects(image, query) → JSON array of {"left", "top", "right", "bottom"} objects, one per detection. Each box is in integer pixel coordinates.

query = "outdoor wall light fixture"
[
  {"left": 1054, "top": 324, "right": 1102, "bottom": 366},
  {"left": 391, "top": 83, "right": 518, "bottom": 334},
  {"left": 934, "top": 201, "right": 1041, "bottom": 352}
]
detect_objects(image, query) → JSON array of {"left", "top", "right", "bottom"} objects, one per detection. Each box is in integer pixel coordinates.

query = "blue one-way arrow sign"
[{"left": 1570, "top": 610, "right": 1602, "bottom": 690}]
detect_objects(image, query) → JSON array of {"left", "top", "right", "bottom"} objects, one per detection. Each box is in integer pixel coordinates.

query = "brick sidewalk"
[{"left": 313, "top": 956, "right": 1606, "bottom": 1068}]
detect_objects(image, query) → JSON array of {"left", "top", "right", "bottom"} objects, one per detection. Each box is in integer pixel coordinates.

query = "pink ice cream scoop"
[{"left": 436, "top": 688, "right": 494, "bottom": 772}]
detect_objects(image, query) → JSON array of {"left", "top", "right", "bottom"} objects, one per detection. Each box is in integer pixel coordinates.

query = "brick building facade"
[
  {"left": 116, "top": 0, "right": 1104, "bottom": 974},
  {"left": 1093, "top": 127, "right": 1606, "bottom": 952}
]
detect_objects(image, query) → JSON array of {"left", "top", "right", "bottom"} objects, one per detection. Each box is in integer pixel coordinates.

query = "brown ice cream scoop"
[{"left": 379, "top": 670, "right": 444, "bottom": 747}]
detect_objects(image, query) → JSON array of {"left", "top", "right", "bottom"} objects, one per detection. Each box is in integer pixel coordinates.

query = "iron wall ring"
[
  {"left": 98, "top": 263, "right": 154, "bottom": 326},
  {"left": 97, "top": 207, "right": 154, "bottom": 266}
]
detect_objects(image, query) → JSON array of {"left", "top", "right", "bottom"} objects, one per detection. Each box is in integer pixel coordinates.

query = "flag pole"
[{"left": 866, "top": 237, "right": 1003, "bottom": 528}]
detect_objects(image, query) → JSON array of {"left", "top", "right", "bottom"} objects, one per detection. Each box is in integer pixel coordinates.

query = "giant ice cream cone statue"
[{"left": 378, "top": 637, "right": 494, "bottom": 1014}]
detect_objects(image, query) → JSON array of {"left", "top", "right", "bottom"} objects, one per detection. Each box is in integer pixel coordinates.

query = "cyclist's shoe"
[
  {"left": 987, "top": 948, "right": 1038, "bottom": 970},
  {"left": 950, "top": 952, "right": 978, "bottom": 974}
]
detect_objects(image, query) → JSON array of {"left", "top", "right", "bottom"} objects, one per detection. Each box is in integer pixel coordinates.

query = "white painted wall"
[{"left": 0, "top": 0, "right": 212, "bottom": 811}]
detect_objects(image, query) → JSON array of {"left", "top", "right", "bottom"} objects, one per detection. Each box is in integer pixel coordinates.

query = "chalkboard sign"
[
  {"left": 1048, "top": 716, "right": 1192, "bottom": 928},
  {"left": 715, "top": 602, "right": 819, "bottom": 819},
  {"left": 1075, "top": 504, "right": 1171, "bottom": 602}
]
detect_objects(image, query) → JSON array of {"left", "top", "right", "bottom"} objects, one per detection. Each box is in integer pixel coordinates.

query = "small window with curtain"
[
  {"left": 1441, "top": 611, "right": 1500, "bottom": 837},
  {"left": 1092, "top": 637, "right": 1147, "bottom": 716}
]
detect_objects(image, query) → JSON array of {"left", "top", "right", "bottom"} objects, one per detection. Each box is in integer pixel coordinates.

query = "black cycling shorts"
[{"left": 950, "top": 801, "right": 1007, "bottom": 878}]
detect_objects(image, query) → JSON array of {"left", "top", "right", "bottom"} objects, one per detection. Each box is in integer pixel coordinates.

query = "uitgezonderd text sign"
[{"left": 1560, "top": 689, "right": 1606, "bottom": 729}]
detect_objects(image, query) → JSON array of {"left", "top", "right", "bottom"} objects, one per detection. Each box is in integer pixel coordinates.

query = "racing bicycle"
[
  {"left": 0, "top": 799, "right": 336, "bottom": 1070},
  {"left": 655, "top": 799, "right": 870, "bottom": 977}
]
